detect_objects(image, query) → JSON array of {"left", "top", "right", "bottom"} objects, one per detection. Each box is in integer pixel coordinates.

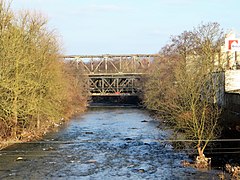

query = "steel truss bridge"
[{"left": 64, "top": 54, "right": 159, "bottom": 96}]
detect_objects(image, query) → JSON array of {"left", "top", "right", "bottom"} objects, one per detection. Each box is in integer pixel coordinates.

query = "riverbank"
[
  {"left": 0, "top": 119, "right": 61, "bottom": 150},
  {"left": 147, "top": 107, "right": 240, "bottom": 176},
  {"left": 0, "top": 107, "right": 87, "bottom": 151}
]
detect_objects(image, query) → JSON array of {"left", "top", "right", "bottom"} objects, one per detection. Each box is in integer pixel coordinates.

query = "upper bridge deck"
[{"left": 64, "top": 54, "right": 160, "bottom": 96}]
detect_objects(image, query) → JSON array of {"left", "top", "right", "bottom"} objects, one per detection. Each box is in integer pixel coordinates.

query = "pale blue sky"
[{"left": 11, "top": 0, "right": 240, "bottom": 55}]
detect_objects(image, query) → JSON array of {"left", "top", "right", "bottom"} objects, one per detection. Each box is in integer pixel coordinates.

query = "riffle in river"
[{"left": 0, "top": 107, "right": 223, "bottom": 179}]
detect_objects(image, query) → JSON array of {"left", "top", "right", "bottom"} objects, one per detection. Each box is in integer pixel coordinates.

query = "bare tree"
[
  {"left": 0, "top": 1, "right": 88, "bottom": 147},
  {"left": 144, "top": 22, "right": 224, "bottom": 168}
]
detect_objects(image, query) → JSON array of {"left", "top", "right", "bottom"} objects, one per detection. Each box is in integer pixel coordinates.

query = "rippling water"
[{"left": 0, "top": 107, "right": 223, "bottom": 179}]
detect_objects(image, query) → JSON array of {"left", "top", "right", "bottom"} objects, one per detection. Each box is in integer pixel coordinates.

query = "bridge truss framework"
[{"left": 64, "top": 54, "right": 159, "bottom": 96}]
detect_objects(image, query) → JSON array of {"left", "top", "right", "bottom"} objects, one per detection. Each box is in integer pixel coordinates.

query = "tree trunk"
[
  {"left": 196, "top": 146, "right": 211, "bottom": 168},
  {"left": 197, "top": 146, "right": 204, "bottom": 159},
  {"left": 12, "top": 94, "right": 18, "bottom": 138},
  {"left": 37, "top": 112, "right": 40, "bottom": 129}
]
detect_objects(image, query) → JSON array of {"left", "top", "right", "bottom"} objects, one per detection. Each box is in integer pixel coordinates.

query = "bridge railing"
[{"left": 64, "top": 54, "right": 159, "bottom": 75}]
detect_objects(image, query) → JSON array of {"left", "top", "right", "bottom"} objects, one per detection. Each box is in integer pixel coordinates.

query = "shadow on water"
[
  {"left": 0, "top": 105, "right": 227, "bottom": 179},
  {"left": 89, "top": 95, "right": 142, "bottom": 108}
]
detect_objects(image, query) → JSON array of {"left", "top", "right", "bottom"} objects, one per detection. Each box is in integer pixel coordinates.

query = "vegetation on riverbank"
[
  {"left": 143, "top": 22, "right": 225, "bottom": 167},
  {"left": 0, "top": 1, "right": 88, "bottom": 149}
]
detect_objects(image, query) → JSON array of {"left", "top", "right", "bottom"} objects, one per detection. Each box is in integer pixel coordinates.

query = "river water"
[{"left": 0, "top": 107, "right": 224, "bottom": 179}]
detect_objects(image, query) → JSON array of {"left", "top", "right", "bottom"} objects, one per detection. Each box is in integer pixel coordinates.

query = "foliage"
[
  {"left": 144, "top": 22, "right": 224, "bottom": 163},
  {"left": 0, "top": 0, "right": 88, "bottom": 146}
]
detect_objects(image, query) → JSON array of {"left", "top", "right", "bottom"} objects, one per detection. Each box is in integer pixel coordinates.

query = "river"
[{"left": 0, "top": 107, "right": 224, "bottom": 179}]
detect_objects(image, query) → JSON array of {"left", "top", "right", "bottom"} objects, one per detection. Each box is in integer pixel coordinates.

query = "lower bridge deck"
[{"left": 88, "top": 73, "right": 143, "bottom": 96}]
